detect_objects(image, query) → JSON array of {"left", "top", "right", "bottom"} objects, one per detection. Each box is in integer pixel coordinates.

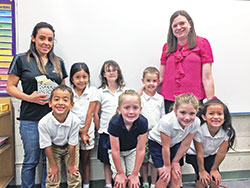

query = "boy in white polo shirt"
[
  {"left": 38, "top": 85, "right": 81, "bottom": 188},
  {"left": 140, "top": 67, "right": 165, "bottom": 188}
]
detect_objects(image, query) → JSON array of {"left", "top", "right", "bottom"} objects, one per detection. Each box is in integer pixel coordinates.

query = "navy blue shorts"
[
  {"left": 186, "top": 154, "right": 218, "bottom": 180},
  {"left": 148, "top": 139, "right": 184, "bottom": 168},
  {"left": 164, "top": 100, "right": 174, "bottom": 114},
  {"left": 97, "top": 133, "right": 110, "bottom": 164}
]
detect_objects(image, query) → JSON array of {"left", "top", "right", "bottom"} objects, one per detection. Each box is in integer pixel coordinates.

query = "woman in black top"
[{"left": 7, "top": 22, "right": 67, "bottom": 188}]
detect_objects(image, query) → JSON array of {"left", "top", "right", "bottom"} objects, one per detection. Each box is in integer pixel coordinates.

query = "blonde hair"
[
  {"left": 118, "top": 90, "right": 141, "bottom": 107},
  {"left": 174, "top": 93, "right": 199, "bottom": 111},
  {"left": 142, "top": 66, "right": 160, "bottom": 79}
]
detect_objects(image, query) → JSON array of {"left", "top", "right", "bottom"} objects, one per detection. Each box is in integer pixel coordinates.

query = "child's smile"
[
  {"left": 202, "top": 104, "right": 225, "bottom": 130},
  {"left": 49, "top": 89, "right": 74, "bottom": 122},
  {"left": 142, "top": 73, "right": 159, "bottom": 96},
  {"left": 104, "top": 66, "right": 118, "bottom": 82},
  {"left": 72, "top": 70, "right": 89, "bottom": 95},
  {"left": 174, "top": 103, "right": 197, "bottom": 129},
  {"left": 55, "top": 105, "right": 65, "bottom": 111},
  {"left": 118, "top": 95, "right": 142, "bottom": 126}
]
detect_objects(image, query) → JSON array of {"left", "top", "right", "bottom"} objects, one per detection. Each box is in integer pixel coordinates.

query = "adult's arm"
[
  {"left": 6, "top": 74, "right": 48, "bottom": 105},
  {"left": 202, "top": 63, "right": 214, "bottom": 100},
  {"left": 160, "top": 65, "right": 166, "bottom": 84}
]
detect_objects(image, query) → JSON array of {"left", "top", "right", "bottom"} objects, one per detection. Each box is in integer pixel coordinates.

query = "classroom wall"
[{"left": 15, "top": 0, "right": 250, "bottom": 113}]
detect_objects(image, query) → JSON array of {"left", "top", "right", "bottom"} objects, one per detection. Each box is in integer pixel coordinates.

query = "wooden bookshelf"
[{"left": 0, "top": 98, "right": 14, "bottom": 188}]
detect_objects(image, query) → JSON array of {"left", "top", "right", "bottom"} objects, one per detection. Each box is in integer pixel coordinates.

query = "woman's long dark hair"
[
  {"left": 166, "top": 10, "right": 197, "bottom": 54},
  {"left": 26, "top": 22, "right": 62, "bottom": 78},
  {"left": 198, "top": 98, "right": 236, "bottom": 150}
]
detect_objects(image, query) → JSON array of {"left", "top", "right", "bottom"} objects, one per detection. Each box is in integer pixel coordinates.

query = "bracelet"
[{"left": 80, "top": 131, "right": 88, "bottom": 135}]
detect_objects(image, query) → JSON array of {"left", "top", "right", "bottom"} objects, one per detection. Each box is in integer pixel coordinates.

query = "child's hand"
[
  {"left": 158, "top": 165, "right": 171, "bottom": 184},
  {"left": 199, "top": 170, "right": 211, "bottom": 186},
  {"left": 114, "top": 173, "right": 127, "bottom": 188},
  {"left": 171, "top": 161, "right": 181, "bottom": 177},
  {"left": 137, "top": 86, "right": 145, "bottom": 96},
  {"left": 80, "top": 133, "right": 90, "bottom": 145},
  {"left": 210, "top": 169, "right": 221, "bottom": 185},
  {"left": 128, "top": 173, "right": 140, "bottom": 188},
  {"left": 67, "top": 164, "right": 80, "bottom": 179},
  {"left": 48, "top": 165, "right": 59, "bottom": 182}
]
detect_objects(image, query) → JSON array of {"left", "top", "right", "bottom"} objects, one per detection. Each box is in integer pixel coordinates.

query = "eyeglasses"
[{"left": 105, "top": 69, "right": 118, "bottom": 74}]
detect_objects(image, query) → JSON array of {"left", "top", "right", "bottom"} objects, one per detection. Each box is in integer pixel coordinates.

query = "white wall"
[{"left": 15, "top": 0, "right": 250, "bottom": 113}]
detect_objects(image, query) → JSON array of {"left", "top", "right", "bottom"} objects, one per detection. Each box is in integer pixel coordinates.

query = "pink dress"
[{"left": 160, "top": 36, "right": 214, "bottom": 101}]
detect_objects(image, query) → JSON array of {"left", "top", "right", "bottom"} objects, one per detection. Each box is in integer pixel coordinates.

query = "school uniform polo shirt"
[
  {"left": 149, "top": 111, "right": 200, "bottom": 147},
  {"left": 8, "top": 53, "right": 67, "bottom": 121},
  {"left": 96, "top": 86, "right": 127, "bottom": 134},
  {"left": 71, "top": 85, "right": 97, "bottom": 134},
  {"left": 108, "top": 113, "right": 148, "bottom": 151},
  {"left": 38, "top": 111, "right": 80, "bottom": 149},
  {"left": 188, "top": 123, "right": 229, "bottom": 157},
  {"left": 141, "top": 92, "right": 165, "bottom": 130}
]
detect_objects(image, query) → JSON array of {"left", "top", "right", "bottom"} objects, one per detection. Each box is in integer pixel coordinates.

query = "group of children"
[{"left": 38, "top": 60, "right": 236, "bottom": 188}]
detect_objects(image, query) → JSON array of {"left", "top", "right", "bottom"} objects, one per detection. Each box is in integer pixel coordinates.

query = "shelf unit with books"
[{"left": 0, "top": 97, "right": 14, "bottom": 188}]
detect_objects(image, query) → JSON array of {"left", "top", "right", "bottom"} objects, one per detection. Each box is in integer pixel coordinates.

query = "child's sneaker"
[
  {"left": 142, "top": 183, "right": 150, "bottom": 188},
  {"left": 104, "top": 186, "right": 112, "bottom": 188}
]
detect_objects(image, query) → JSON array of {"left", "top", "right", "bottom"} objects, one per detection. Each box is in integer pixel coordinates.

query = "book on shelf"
[{"left": 0, "top": 136, "right": 8, "bottom": 146}]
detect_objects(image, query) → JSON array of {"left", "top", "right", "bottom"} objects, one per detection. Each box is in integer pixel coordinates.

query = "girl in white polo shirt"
[
  {"left": 186, "top": 98, "right": 236, "bottom": 188},
  {"left": 94, "top": 60, "right": 127, "bottom": 188},
  {"left": 148, "top": 93, "right": 200, "bottom": 188},
  {"left": 70, "top": 62, "right": 97, "bottom": 188}
]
